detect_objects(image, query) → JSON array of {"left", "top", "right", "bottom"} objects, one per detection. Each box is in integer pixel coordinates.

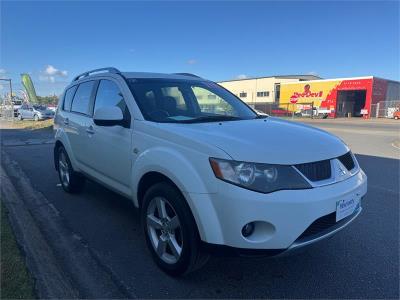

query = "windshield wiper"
[
  {"left": 177, "top": 115, "right": 242, "bottom": 123},
  {"left": 254, "top": 114, "right": 269, "bottom": 119}
]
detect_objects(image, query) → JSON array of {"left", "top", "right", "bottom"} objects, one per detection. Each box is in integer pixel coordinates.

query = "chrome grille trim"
[{"left": 292, "top": 152, "right": 359, "bottom": 188}]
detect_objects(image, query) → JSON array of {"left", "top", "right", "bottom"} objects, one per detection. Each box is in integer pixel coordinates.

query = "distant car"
[
  {"left": 18, "top": 104, "right": 55, "bottom": 121},
  {"left": 271, "top": 108, "right": 291, "bottom": 116},
  {"left": 393, "top": 111, "right": 400, "bottom": 120},
  {"left": 12, "top": 100, "right": 23, "bottom": 116},
  {"left": 47, "top": 104, "right": 58, "bottom": 112}
]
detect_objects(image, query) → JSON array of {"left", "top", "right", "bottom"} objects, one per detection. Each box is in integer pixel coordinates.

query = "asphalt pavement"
[{"left": 1, "top": 118, "right": 399, "bottom": 298}]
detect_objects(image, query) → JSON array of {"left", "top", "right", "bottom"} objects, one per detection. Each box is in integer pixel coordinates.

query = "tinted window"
[
  {"left": 94, "top": 80, "right": 131, "bottom": 127},
  {"left": 71, "top": 81, "right": 95, "bottom": 115},
  {"left": 63, "top": 86, "right": 77, "bottom": 111},
  {"left": 128, "top": 79, "right": 257, "bottom": 123}
]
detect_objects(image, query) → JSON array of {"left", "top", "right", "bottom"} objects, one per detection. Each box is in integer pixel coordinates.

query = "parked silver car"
[{"left": 18, "top": 104, "right": 55, "bottom": 121}]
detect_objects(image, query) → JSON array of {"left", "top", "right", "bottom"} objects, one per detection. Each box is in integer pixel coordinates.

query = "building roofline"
[
  {"left": 218, "top": 74, "right": 322, "bottom": 83},
  {"left": 279, "top": 76, "right": 374, "bottom": 85},
  {"left": 372, "top": 76, "right": 400, "bottom": 84},
  {"left": 280, "top": 76, "right": 399, "bottom": 85}
]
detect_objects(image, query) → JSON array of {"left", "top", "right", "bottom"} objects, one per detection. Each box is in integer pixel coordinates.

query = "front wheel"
[
  {"left": 57, "top": 146, "right": 85, "bottom": 193},
  {"left": 395, "top": 116, "right": 399, "bottom": 120},
  {"left": 141, "top": 182, "right": 209, "bottom": 276},
  {"left": 18, "top": 114, "right": 23, "bottom": 121},
  {"left": 34, "top": 114, "right": 39, "bottom": 121}
]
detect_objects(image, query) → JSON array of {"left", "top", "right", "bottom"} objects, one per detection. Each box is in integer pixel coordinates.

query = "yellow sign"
[{"left": 280, "top": 80, "right": 341, "bottom": 109}]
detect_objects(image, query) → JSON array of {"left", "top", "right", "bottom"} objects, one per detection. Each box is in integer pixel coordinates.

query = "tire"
[
  {"left": 56, "top": 146, "right": 85, "bottom": 193},
  {"left": 395, "top": 116, "right": 399, "bottom": 120},
  {"left": 141, "top": 182, "right": 209, "bottom": 276},
  {"left": 18, "top": 114, "right": 23, "bottom": 121},
  {"left": 34, "top": 114, "right": 39, "bottom": 121}
]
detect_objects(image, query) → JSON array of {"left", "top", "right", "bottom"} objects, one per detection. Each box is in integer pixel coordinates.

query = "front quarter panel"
[{"left": 131, "top": 145, "right": 221, "bottom": 205}]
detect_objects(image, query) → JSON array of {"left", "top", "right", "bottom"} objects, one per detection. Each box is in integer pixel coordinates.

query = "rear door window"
[
  {"left": 71, "top": 81, "right": 95, "bottom": 115},
  {"left": 63, "top": 85, "right": 77, "bottom": 111}
]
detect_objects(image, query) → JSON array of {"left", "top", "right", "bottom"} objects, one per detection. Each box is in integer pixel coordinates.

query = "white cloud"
[
  {"left": 39, "top": 65, "right": 68, "bottom": 83},
  {"left": 187, "top": 59, "right": 197, "bottom": 65},
  {"left": 0, "top": 68, "right": 6, "bottom": 79},
  {"left": 236, "top": 74, "right": 248, "bottom": 79},
  {"left": 44, "top": 65, "right": 68, "bottom": 77}
]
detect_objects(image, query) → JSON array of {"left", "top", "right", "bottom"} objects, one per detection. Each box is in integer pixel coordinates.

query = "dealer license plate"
[{"left": 336, "top": 196, "right": 360, "bottom": 222}]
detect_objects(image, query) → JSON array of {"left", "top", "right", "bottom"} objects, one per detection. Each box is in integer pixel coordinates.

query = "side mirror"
[{"left": 93, "top": 106, "right": 123, "bottom": 126}]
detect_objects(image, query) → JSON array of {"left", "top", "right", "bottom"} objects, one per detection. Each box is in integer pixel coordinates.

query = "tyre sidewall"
[
  {"left": 57, "top": 147, "right": 73, "bottom": 192},
  {"left": 141, "top": 182, "right": 199, "bottom": 276}
]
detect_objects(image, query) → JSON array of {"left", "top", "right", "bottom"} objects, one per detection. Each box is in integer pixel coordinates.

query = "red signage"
[{"left": 290, "top": 84, "right": 323, "bottom": 100}]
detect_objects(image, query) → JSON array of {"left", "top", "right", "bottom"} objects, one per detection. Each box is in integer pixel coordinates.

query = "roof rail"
[
  {"left": 73, "top": 67, "right": 121, "bottom": 81},
  {"left": 173, "top": 73, "right": 202, "bottom": 78}
]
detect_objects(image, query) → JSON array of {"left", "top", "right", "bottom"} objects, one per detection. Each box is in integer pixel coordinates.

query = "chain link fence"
[
  {"left": 370, "top": 100, "right": 400, "bottom": 118},
  {"left": 248, "top": 102, "right": 327, "bottom": 118}
]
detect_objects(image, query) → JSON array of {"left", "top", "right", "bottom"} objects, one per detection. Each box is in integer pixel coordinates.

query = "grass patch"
[
  {"left": 1, "top": 203, "right": 36, "bottom": 299},
  {"left": 0, "top": 119, "right": 53, "bottom": 130}
]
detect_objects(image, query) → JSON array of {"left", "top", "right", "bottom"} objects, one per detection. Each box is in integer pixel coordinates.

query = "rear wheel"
[
  {"left": 141, "top": 182, "right": 209, "bottom": 276},
  {"left": 18, "top": 114, "right": 23, "bottom": 121},
  {"left": 57, "top": 146, "right": 85, "bottom": 193},
  {"left": 395, "top": 116, "right": 399, "bottom": 120}
]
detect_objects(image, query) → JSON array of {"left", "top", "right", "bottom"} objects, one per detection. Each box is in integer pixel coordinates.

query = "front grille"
[
  {"left": 295, "top": 159, "right": 331, "bottom": 182},
  {"left": 338, "top": 152, "right": 355, "bottom": 171},
  {"left": 297, "top": 211, "right": 354, "bottom": 240}
]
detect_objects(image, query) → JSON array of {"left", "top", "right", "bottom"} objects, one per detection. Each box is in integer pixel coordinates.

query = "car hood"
[{"left": 160, "top": 117, "right": 349, "bottom": 165}]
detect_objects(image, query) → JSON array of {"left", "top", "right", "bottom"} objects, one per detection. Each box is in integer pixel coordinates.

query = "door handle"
[
  {"left": 86, "top": 125, "right": 95, "bottom": 135},
  {"left": 63, "top": 118, "right": 69, "bottom": 125}
]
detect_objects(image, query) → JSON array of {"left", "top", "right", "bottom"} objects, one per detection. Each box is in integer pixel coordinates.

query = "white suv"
[{"left": 54, "top": 68, "right": 367, "bottom": 276}]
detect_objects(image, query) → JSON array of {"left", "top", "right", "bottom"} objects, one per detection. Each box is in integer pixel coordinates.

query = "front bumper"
[
  {"left": 186, "top": 169, "right": 367, "bottom": 250},
  {"left": 201, "top": 206, "right": 362, "bottom": 257},
  {"left": 38, "top": 115, "right": 54, "bottom": 119}
]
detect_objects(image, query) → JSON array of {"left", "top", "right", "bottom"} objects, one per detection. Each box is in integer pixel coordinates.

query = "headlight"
[{"left": 209, "top": 158, "right": 311, "bottom": 193}]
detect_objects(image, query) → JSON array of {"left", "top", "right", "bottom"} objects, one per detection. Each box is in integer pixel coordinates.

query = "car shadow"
[{"left": 70, "top": 153, "right": 399, "bottom": 299}]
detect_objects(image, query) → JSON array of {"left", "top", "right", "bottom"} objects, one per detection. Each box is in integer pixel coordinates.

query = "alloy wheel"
[
  {"left": 146, "top": 196, "right": 183, "bottom": 264},
  {"left": 59, "top": 152, "right": 70, "bottom": 187}
]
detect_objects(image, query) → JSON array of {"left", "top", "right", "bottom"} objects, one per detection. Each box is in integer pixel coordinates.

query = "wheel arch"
[
  {"left": 137, "top": 171, "right": 204, "bottom": 240},
  {"left": 54, "top": 140, "right": 64, "bottom": 171}
]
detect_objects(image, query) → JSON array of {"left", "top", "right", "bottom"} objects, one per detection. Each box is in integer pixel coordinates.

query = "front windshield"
[
  {"left": 33, "top": 105, "right": 46, "bottom": 110},
  {"left": 127, "top": 79, "right": 258, "bottom": 123}
]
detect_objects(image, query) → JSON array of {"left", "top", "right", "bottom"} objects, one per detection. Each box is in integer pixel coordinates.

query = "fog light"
[{"left": 241, "top": 222, "right": 255, "bottom": 237}]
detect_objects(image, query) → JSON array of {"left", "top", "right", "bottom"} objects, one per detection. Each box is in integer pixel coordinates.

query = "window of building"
[
  {"left": 257, "top": 91, "right": 270, "bottom": 97},
  {"left": 239, "top": 92, "right": 247, "bottom": 98},
  {"left": 275, "top": 83, "right": 281, "bottom": 101},
  {"left": 71, "top": 81, "right": 95, "bottom": 115},
  {"left": 94, "top": 80, "right": 131, "bottom": 128},
  {"left": 63, "top": 85, "right": 77, "bottom": 111}
]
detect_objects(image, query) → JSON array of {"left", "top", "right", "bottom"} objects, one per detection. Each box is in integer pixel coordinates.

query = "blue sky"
[{"left": 1, "top": 0, "right": 399, "bottom": 96}]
